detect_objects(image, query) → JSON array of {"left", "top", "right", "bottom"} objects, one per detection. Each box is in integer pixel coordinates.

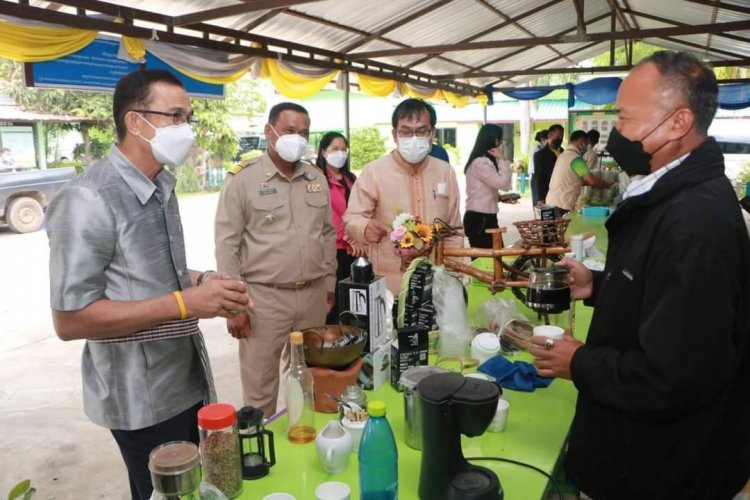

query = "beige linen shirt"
[
  {"left": 343, "top": 151, "right": 463, "bottom": 294},
  {"left": 215, "top": 153, "right": 337, "bottom": 292}
]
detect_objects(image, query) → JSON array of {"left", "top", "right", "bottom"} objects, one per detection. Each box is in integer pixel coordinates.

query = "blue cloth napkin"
[{"left": 478, "top": 355, "right": 554, "bottom": 392}]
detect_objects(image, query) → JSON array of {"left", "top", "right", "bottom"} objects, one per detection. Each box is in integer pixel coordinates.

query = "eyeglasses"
[
  {"left": 396, "top": 127, "right": 433, "bottom": 138},
  {"left": 131, "top": 109, "right": 196, "bottom": 126}
]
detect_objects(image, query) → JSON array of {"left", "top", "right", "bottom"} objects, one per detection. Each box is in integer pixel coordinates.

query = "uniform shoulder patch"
[{"left": 228, "top": 158, "right": 259, "bottom": 175}]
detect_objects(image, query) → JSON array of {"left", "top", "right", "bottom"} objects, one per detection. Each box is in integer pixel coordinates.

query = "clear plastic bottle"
[
  {"left": 285, "top": 331, "right": 316, "bottom": 444},
  {"left": 358, "top": 400, "right": 398, "bottom": 500}
]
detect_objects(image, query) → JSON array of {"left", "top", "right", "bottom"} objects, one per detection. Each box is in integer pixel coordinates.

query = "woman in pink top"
[
  {"left": 315, "top": 132, "right": 364, "bottom": 323},
  {"left": 463, "top": 124, "right": 513, "bottom": 249}
]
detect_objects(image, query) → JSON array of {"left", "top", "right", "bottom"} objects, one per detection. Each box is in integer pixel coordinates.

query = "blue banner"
[{"left": 28, "top": 37, "right": 224, "bottom": 98}]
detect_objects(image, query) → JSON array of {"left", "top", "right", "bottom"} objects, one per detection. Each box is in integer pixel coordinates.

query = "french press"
[{"left": 236, "top": 406, "right": 276, "bottom": 480}]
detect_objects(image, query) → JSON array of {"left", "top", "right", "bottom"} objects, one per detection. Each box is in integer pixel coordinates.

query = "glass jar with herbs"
[{"left": 197, "top": 403, "right": 243, "bottom": 499}]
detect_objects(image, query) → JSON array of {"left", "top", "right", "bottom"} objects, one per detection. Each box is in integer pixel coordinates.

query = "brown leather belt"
[{"left": 249, "top": 277, "right": 320, "bottom": 290}]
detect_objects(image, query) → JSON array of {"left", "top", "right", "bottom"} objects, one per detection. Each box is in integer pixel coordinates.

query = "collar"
[
  {"left": 623, "top": 152, "right": 690, "bottom": 200},
  {"left": 392, "top": 150, "right": 429, "bottom": 174},
  {"left": 110, "top": 146, "right": 175, "bottom": 205},
  {"left": 261, "top": 153, "right": 314, "bottom": 181}
]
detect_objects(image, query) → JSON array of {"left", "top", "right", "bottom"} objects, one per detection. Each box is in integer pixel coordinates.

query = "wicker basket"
[
  {"left": 513, "top": 218, "right": 570, "bottom": 246},
  {"left": 394, "top": 243, "right": 434, "bottom": 271}
]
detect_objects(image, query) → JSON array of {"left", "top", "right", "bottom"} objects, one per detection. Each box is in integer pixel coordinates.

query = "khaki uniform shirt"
[
  {"left": 215, "top": 153, "right": 337, "bottom": 292},
  {"left": 547, "top": 145, "right": 590, "bottom": 211},
  {"left": 343, "top": 151, "right": 463, "bottom": 294}
]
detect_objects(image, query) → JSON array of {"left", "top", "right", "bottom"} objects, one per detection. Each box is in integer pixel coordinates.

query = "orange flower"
[
  {"left": 400, "top": 232, "right": 415, "bottom": 248},
  {"left": 414, "top": 223, "right": 433, "bottom": 243}
]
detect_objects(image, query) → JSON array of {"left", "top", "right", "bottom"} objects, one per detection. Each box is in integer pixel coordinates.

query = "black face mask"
[
  {"left": 551, "top": 138, "right": 563, "bottom": 149},
  {"left": 606, "top": 110, "right": 676, "bottom": 177}
]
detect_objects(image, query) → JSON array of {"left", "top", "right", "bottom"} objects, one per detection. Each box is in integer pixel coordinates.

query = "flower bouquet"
[{"left": 390, "top": 212, "right": 435, "bottom": 271}]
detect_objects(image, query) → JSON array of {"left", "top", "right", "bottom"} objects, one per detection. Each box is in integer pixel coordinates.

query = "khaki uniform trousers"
[{"left": 240, "top": 278, "right": 327, "bottom": 418}]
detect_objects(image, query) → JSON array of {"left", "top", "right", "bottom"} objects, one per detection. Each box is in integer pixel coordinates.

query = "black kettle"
[{"left": 350, "top": 256, "right": 373, "bottom": 283}]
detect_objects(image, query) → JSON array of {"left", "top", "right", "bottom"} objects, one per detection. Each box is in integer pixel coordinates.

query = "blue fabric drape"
[
  {"left": 501, "top": 87, "right": 557, "bottom": 100},
  {"left": 573, "top": 77, "right": 622, "bottom": 105},
  {"left": 718, "top": 83, "right": 750, "bottom": 110}
]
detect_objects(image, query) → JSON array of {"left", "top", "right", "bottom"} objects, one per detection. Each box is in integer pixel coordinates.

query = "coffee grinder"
[{"left": 418, "top": 372, "right": 503, "bottom": 500}]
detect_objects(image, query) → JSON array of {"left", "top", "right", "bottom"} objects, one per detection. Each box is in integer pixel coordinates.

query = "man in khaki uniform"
[{"left": 215, "top": 102, "right": 336, "bottom": 417}]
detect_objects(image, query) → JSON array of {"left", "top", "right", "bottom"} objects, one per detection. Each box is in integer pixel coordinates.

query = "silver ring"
[{"left": 543, "top": 338, "right": 555, "bottom": 350}]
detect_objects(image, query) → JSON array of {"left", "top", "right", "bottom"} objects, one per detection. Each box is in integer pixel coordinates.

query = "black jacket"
[
  {"left": 567, "top": 138, "right": 750, "bottom": 499},
  {"left": 532, "top": 145, "right": 559, "bottom": 202}
]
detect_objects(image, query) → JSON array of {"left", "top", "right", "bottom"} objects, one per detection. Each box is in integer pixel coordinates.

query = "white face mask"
[
  {"left": 271, "top": 127, "right": 308, "bottom": 163},
  {"left": 139, "top": 117, "right": 195, "bottom": 166},
  {"left": 326, "top": 150, "right": 348, "bottom": 169},
  {"left": 398, "top": 136, "right": 431, "bottom": 164}
]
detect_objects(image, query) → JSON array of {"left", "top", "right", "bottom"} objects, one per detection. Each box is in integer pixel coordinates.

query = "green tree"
[{"left": 349, "top": 127, "right": 386, "bottom": 172}]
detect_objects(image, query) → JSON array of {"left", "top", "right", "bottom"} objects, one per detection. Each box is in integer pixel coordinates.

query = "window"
[{"left": 435, "top": 127, "right": 457, "bottom": 146}]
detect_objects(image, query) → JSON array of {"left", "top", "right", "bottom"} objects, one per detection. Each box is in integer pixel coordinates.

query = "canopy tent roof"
[{"left": 0, "top": 0, "right": 749, "bottom": 98}]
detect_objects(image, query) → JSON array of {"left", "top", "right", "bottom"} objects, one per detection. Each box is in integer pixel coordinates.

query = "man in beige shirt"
[
  {"left": 343, "top": 98, "right": 462, "bottom": 294},
  {"left": 547, "top": 130, "right": 613, "bottom": 215},
  {"left": 215, "top": 102, "right": 337, "bottom": 417}
]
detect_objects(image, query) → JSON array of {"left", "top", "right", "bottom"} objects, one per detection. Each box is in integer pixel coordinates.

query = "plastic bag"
[
  {"left": 431, "top": 265, "right": 471, "bottom": 357},
  {"left": 481, "top": 298, "right": 534, "bottom": 352}
]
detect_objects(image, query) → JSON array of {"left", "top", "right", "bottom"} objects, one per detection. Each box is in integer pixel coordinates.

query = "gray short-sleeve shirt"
[{"left": 47, "top": 146, "right": 209, "bottom": 430}]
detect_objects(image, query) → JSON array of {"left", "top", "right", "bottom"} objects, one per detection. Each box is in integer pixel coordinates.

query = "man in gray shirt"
[{"left": 46, "top": 69, "right": 250, "bottom": 500}]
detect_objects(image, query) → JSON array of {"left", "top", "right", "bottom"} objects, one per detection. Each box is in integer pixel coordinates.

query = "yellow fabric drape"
[
  {"left": 0, "top": 19, "right": 97, "bottom": 62},
  {"left": 357, "top": 73, "right": 398, "bottom": 97},
  {"left": 175, "top": 66, "right": 249, "bottom": 85},
  {"left": 122, "top": 36, "right": 146, "bottom": 62},
  {"left": 441, "top": 90, "right": 469, "bottom": 108},
  {"left": 259, "top": 59, "right": 338, "bottom": 98}
]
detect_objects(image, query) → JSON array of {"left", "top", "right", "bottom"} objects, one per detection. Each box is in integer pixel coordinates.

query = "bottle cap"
[
  {"left": 197, "top": 403, "right": 237, "bottom": 430},
  {"left": 290, "top": 331, "right": 303, "bottom": 345},
  {"left": 367, "top": 400, "right": 386, "bottom": 417}
]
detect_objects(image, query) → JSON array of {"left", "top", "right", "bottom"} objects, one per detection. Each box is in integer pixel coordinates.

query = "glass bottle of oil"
[{"left": 285, "top": 331, "right": 316, "bottom": 443}]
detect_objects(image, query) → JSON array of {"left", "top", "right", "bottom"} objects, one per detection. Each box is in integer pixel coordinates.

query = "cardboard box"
[
  {"left": 338, "top": 276, "right": 388, "bottom": 353},
  {"left": 358, "top": 341, "right": 391, "bottom": 391},
  {"left": 390, "top": 326, "right": 429, "bottom": 390}
]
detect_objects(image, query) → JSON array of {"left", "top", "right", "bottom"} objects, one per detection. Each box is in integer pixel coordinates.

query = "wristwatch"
[{"left": 197, "top": 270, "right": 215, "bottom": 285}]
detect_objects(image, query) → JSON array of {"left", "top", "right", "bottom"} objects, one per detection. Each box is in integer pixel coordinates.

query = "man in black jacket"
[
  {"left": 531, "top": 51, "right": 750, "bottom": 499},
  {"left": 531, "top": 123, "right": 564, "bottom": 205}
]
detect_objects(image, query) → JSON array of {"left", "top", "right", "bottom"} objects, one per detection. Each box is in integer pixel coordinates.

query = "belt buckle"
[{"left": 293, "top": 280, "right": 308, "bottom": 289}]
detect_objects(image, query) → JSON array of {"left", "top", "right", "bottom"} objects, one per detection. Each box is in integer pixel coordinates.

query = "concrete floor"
[{"left": 0, "top": 191, "right": 539, "bottom": 499}]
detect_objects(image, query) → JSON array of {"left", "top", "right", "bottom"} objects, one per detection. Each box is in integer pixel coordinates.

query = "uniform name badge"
[{"left": 306, "top": 183, "right": 322, "bottom": 193}]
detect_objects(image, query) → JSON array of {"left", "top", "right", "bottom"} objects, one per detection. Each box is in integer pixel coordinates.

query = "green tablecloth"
[{"left": 239, "top": 213, "right": 608, "bottom": 500}]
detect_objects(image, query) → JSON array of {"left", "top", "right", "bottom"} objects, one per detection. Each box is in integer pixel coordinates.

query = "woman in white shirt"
[{"left": 463, "top": 124, "right": 513, "bottom": 249}]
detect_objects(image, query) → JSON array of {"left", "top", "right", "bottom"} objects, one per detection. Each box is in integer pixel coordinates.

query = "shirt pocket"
[{"left": 305, "top": 191, "right": 329, "bottom": 209}]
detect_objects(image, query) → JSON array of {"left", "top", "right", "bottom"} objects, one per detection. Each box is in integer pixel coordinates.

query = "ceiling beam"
[
  {"left": 605, "top": 0, "right": 631, "bottom": 31},
  {"left": 405, "top": 0, "right": 559, "bottom": 70},
  {"left": 451, "top": 12, "right": 611, "bottom": 81},
  {"left": 624, "top": 8, "right": 750, "bottom": 46},
  {"left": 341, "top": 0, "right": 454, "bottom": 53},
  {"left": 476, "top": 0, "right": 574, "bottom": 64},
  {"left": 455, "top": 57, "right": 750, "bottom": 80},
  {"left": 284, "top": 9, "right": 474, "bottom": 70},
  {"left": 0, "top": 1, "right": 483, "bottom": 96},
  {"left": 239, "top": 8, "right": 287, "bottom": 31},
  {"left": 684, "top": 0, "right": 750, "bottom": 16},
  {"left": 174, "top": 0, "right": 320, "bottom": 26},
  {"left": 659, "top": 35, "right": 748, "bottom": 60},
  {"left": 42, "top": 0, "right": 172, "bottom": 25},
  {"left": 573, "top": 0, "right": 586, "bottom": 36},
  {"left": 349, "top": 19, "right": 750, "bottom": 60}
]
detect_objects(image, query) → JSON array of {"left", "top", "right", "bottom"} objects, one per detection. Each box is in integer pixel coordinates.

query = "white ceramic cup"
[
  {"left": 315, "top": 420, "right": 352, "bottom": 474},
  {"left": 533, "top": 325, "right": 565, "bottom": 340},
  {"left": 262, "top": 494, "right": 296, "bottom": 500},
  {"left": 487, "top": 398, "right": 510, "bottom": 433},
  {"left": 315, "top": 481, "right": 351, "bottom": 500},
  {"left": 341, "top": 416, "right": 366, "bottom": 453}
]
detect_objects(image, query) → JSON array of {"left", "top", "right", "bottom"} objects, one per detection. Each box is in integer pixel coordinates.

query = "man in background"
[{"left": 532, "top": 123, "right": 564, "bottom": 205}]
